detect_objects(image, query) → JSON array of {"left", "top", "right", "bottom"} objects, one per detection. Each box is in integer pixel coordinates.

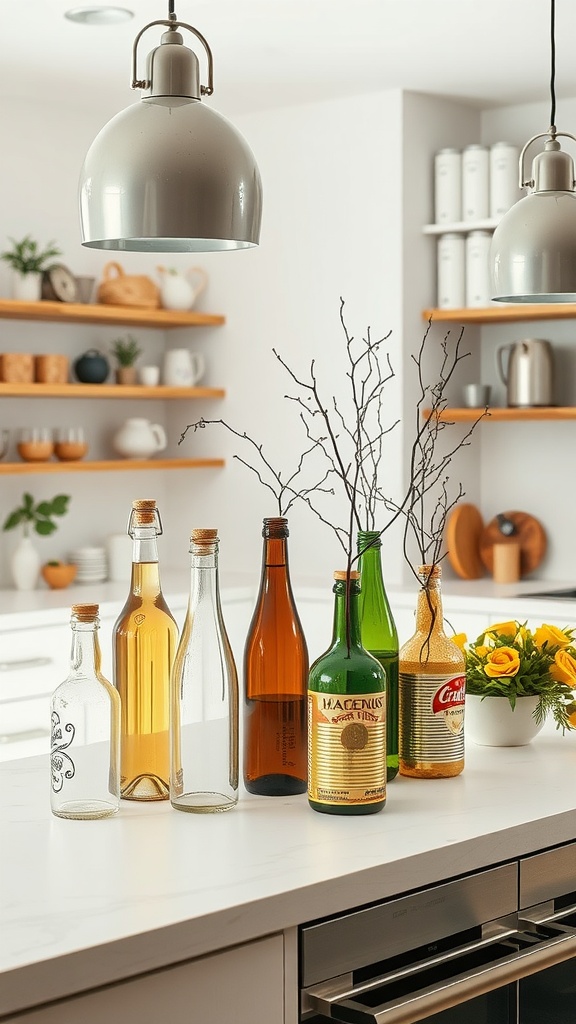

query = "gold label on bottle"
[
  {"left": 307, "top": 691, "right": 386, "bottom": 806},
  {"left": 399, "top": 673, "right": 465, "bottom": 763}
]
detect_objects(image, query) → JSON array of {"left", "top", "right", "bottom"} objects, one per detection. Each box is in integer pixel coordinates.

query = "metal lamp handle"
[
  {"left": 519, "top": 129, "right": 576, "bottom": 188},
  {"left": 131, "top": 19, "right": 214, "bottom": 95}
]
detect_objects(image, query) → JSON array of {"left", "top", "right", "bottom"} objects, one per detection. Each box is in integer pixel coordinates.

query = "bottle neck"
[
  {"left": 70, "top": 621, "right": 100, "bottom": 675},
  {"left": 357, "top": 531, "right": 384, "bottom": 584},
  {"left": 332, "top": 581, "right": 363, "bottom": 649},
  {"left": 189, "top": 548, "right": 220, "bottom": 606},
  {"left": 129, "top": 526, "right": 161, "bottom": 594},
  {"left": 415, "top": 570, "right": 444, "bottom": 635}
]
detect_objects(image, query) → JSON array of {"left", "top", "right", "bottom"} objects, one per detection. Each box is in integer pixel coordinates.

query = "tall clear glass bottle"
[
  {"left": 357, "top": 530, "right": 399, "bottom": 782},
  {"left": 170, "top": 529, "right": 239, "bottom": 812},
  {"left": 113, "top": 499, "right": 179, "bottom": 801},
  {"left": 308, "top": 571, "right": 387, "bottom": 815},
  {"left": 50, "top": 603, "right": 120, "bottom": 820},
  {"left": 399, "top": 564, "right": 465, "bottom": 779},
  {"left": 243, "top": 517, "right": 308, "bottom": 796}
]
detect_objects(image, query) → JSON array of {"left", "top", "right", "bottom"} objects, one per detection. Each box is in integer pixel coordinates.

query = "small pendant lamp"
[
  {"left": 79, "top": 2, "right": 262, "bottom": 252},
  {"left": 491, "top": 0, "right": 576, "bottom": 302}
]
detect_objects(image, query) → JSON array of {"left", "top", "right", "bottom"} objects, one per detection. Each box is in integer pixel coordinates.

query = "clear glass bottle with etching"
[
  {"left": 50, "top": 603, "right": 120, "bottom": 820},
  {"left": 308, "top": 571, "right": 386, "bottom": 816},
  {"left": 113, "top": 499, "right": 179, "bottom": 801},
  {"left": 243, "top": 517, "right": 308, "bottom": 796},
  {"left": 399, "top": 564, "right": 465, "bottom": 779},
  {"left": 170, "top": 529, "right": 239, "bottom": 812}
]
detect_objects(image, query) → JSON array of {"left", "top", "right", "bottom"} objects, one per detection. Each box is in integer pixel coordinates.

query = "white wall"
[{"left": 164, "top": 89, "right": 406, "bottom": 587}]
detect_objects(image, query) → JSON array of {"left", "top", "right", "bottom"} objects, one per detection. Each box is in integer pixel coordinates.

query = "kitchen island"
[{"left": 2, "top": 723, "right": 576, "bottom": 1023}]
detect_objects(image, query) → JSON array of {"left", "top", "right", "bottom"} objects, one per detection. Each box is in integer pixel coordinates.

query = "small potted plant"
[
  {"left": 0, "top": 235, "right": 61, "bottom": 301},
  {"left": 2, "top": 492, "right": 71, "bottom": 591},
  {"left": 110, "top": 333, "right": 142, "bottom": 384},
  {"left": 457, "top": 620, "right": 576, "bottom": 746}
]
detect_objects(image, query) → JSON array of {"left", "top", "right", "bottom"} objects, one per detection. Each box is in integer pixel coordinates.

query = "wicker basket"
[{"left": 97, "top": 261, "right": 160, "bottom": 309}]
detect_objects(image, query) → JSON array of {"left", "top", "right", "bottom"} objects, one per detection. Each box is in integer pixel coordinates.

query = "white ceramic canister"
[
  {"left": 434, "top": 148, "right": 462, "bottom": 224},
  {"left": 106, "top": 532, "right": 133, "bottom": 582},
  {"left": 437, "top": 233, "right": 465, "bottom": 309},
  {"left": 462, "top": 144, "right": 489, "bottom": 221},
  {"left": 490, "top": 141, "right": 520, "bottom": 218},
  {"left": 465, "top": 230, "right": 492, "bottom": 307}
]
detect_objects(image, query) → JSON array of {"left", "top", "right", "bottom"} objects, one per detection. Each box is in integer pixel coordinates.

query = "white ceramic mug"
[
  {"left": 162, "top": 349, "right": 205, "bottom": 387},
  {"left": 138, "top": 365, "right": 160, "bottom": 386}
]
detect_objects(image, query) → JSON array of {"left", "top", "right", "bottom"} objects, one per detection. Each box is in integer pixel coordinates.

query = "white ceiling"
[{"left": 2, "top": 0, "right": 575, "bottom": 119}]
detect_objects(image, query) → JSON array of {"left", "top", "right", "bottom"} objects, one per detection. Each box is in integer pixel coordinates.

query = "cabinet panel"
[{"left": 5, "top": 933, "right": 285, "bottom": 1024}]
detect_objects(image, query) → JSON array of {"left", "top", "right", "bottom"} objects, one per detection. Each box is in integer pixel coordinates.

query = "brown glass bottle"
[
  {"left": 113, "top": 499, "right": 179, "bottom": 801},
  {"left": 243, "top": 517, "right": 308, "bottom": 796},
  {"left": 399, "top": 565, "right": 465, "bottom": 779}
]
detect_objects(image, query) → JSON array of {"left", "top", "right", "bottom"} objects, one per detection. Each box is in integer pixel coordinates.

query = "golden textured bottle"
[
  {"left": 243, "top": 517, "right": 308, "bottom": 796},
  {"left": 399, "top": 564, "right": 465, "bottom": 779},
  {"left": 113, "top": 499, "right": 179, "bottom": 801}
]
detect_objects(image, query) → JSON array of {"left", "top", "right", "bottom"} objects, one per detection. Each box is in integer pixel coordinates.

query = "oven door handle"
[{"left": 305, "top": 926, "right": 576, "bottom": 1024}]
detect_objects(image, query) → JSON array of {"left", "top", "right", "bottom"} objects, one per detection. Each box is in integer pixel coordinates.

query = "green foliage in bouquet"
[{"left": 458, "top": 620, "right": 576, "bottom": 731}]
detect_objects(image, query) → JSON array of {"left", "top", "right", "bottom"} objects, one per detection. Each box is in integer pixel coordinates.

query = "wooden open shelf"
[
  {"left": 0, "top": 382, "right": 225, "bottom": 400},
  {"left": 424, "top": 406, "right": 576, "bottom": 422},
  {"left": 422, "top": 304, "right": 576, "bottom": 324},
  {"left": 0, "top": 298, "right": 225, "bottom": 329},
  {"left": 0, "top": 458, "right": 225, "bottom": 475}
]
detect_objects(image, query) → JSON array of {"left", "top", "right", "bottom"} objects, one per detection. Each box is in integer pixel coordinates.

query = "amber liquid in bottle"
[
  {"left": 399, "top": 565, "right": 465, "bottom": 779},
  {"left": 243, "top": 518, "right": 308, "bottom": 796},
  {"left": 114, "top": 501, "right": 179, "bottom": 801}
]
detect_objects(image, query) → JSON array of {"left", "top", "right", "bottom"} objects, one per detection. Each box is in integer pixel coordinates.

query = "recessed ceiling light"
[{"left": 65, "top": 6, "right": 134, "bottom": 25}]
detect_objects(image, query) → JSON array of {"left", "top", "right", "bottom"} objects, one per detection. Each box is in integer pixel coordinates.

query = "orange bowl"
[{"left": 41, "top": 563, "right": 78, "bottom": 590}]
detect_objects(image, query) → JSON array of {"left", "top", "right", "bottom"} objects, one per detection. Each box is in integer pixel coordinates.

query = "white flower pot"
[
  {"left": 465, "top": 694, "right": 544, "bottom": 747},
  {"left": 10, "top": 534, "right": 41, "bottom": 591},
  {"left": 12, "top": 271, "right": 41, "bottom": 302}
]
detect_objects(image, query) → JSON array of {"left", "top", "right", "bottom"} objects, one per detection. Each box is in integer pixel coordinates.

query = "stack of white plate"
[{"left": 70, "top": 546, "right": 108, "bottom": 583}]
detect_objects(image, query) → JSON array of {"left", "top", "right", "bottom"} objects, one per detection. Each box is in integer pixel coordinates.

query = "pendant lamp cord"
[
  {"left": 168, "top": 0, "right": 176, "bottom": 19},
  {"left": 550, "top": 0, "right": 556, "bottom": 131}
]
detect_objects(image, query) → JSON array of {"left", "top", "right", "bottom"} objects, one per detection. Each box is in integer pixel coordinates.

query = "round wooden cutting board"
[
  {"left": 479, "top": 511, "right": 547, "bottom": 577},
  {"left": 446, "top": 503, "right": 485, "bottom": 579}
]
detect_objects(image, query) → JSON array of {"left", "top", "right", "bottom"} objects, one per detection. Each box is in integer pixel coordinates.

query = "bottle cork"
[
  {"left": 333, "top": 570, "right": 360, "bottom": 581},
  {"left": 71, "top": 603, "right": 99, "bottom": 622},
  {"left": 132, "top": 499, "right": 157, "bottom": 525}
]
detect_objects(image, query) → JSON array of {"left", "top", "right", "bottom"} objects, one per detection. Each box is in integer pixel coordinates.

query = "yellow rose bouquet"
[{"left": 460, "top": 620, "right": 576, "bottom": 731}]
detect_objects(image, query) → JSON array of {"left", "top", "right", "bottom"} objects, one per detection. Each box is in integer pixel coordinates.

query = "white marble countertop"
[{"left": 2, "top": 723, "right": 576, "bottom": 1017}]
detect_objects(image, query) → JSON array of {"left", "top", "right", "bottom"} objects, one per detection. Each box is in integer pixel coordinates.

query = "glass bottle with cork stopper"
[
  {"left": 307, "top": 570, "right": 387, "bottom": 815},
  {"left": 113, "top": 498, "right": 179, "bottom": 801},
  {"left": 50, "top": 603, "right": 120, "bottom": 820},
  {"left": 170, "top": 528, "right": 239, "bottom": 812},
  {"left": 399, "top": 564, "right": 465, "bottom": 779}
]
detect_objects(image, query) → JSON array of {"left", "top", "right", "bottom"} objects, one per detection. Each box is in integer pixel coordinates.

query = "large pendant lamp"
[
  {"left": 79, "top": 2, "right": 262, "bottom": 252},
  {"left": 491, "top": 0, "right": 576, "bottom": 302}
]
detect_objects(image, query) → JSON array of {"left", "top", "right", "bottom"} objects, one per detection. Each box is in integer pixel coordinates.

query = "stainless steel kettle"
[{"left": 496, "top": 339, "right": 554, "bottom": 407}]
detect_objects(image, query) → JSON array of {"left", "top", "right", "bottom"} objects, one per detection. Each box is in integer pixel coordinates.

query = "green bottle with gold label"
[{"left": 307, "top": 570, "right": 386, "bottom": 816}]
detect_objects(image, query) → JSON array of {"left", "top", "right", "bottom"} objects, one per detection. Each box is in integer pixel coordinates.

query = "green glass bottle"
[
  {"left": 308, "top": 570, "right": 386, "bottom": 816},
  {"left": 357, "top": 530, "right": 399, "bottom": 782}
]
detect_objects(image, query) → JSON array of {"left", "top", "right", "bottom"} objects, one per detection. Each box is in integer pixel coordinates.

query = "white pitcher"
[
  {"left": 162, "top": 349, "right": 205, "bottom": 387},
  {"left": 112, "top": 418, "right": 167, "bottom": 459},
  {"left": 157, "top": 266, "right": 208, "bottom": 310}
]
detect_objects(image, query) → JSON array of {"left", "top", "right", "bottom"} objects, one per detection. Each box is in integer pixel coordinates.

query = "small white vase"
[
  {"left": 12, "top": 271, "right": 41, "bottom": 302},
  {"left": 466, "top": 694, "right": 544, "bottom": 747},
  {"left": 10, "top": 533, "right": 41, "bottom": 591}
]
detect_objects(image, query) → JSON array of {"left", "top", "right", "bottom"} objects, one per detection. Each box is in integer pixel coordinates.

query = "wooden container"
[
  {"left": 0, "top": 353, "right": 34, "bottom": 383},
  {"left": 97, "top": 261, "right": 160, "bottom": 309},
  {"left": 35, "top": 354, "right": 69, "bottom": 384}
]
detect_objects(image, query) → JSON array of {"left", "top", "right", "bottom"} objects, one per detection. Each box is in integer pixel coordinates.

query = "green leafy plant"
[
  {"left": 457, "top": 620, "right": 576, "bottom": 731},
  {"left": 2, "top": 492, "right": 70, "bottom": 536},
  {"left": 110, "top": 334, "right": 141, "bottom": 367},
  {"left": 0, "top": 235, "right": 61, "bottom": 274}
]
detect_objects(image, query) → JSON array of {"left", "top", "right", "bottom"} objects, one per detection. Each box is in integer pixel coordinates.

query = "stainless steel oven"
[{"left": 300, "top": 843, "right": 576, "bottom": 1024}]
